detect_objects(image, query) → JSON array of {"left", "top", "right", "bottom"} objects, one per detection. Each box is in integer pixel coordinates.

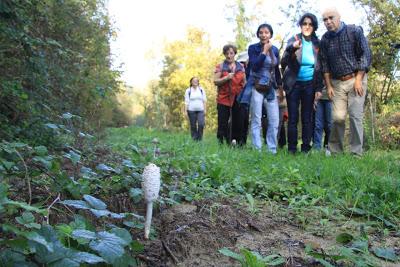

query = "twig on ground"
[
  {"left": 46, "top": 193, "right": 61, "bottom": 224},
  {"left": 162, "top": 240, "right": 179, "bottom": 264}
]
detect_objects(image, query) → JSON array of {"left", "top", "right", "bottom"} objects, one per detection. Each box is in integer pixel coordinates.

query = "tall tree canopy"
[
  {"left": 157, "top": 27, "right": 221, "bottom": 130},
  {"left": 0, "top": 0, "right": 124, "bottom": 143}
]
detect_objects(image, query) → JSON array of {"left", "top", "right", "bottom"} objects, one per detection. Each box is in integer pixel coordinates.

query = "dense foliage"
[{"left": 0, "top": 0, "right": 126, "bottom": 144}]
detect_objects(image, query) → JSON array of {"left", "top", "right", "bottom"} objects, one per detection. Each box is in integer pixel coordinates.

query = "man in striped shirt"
[{"left": 319, "top": 7, "right": 371, "bottom": 156}]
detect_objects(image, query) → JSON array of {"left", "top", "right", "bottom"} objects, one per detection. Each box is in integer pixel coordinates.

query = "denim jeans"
[
  {"left": 287, "top": 80, "right": 314, "bottom": 153},
  {"left": 313, "top": 99, "right": 332, "bottom": 150},
  {"left": 250, "top": 88, "right": 279, "bottom": 153},
  {"left": 187, "top": 111, "right": 205, "bottom": 141}
]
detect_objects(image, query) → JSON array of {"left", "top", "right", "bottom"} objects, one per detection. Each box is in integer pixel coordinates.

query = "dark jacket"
[
  {"left": 248, "top": 42, "right": 282, "bottom": 87},
  {"left": 281, "top": 33, "right": 323, "bottom": 95}
]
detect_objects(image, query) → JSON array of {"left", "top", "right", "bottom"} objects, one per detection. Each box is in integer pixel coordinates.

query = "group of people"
[{"left": 184, "top": 7, "right": 371, "bottom": 156}]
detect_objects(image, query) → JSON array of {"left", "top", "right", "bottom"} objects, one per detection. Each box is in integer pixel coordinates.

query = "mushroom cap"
[{"left": 142, "top": 163, "right": 161, "bottom": 202}]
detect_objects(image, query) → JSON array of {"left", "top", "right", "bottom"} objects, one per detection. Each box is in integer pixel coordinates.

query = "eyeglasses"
[
  {"left": 302, "top": 22, "right": 313, "bottom": 27},
  {"left": 323, "top": 16, "right": 335, "bottom": 22}
]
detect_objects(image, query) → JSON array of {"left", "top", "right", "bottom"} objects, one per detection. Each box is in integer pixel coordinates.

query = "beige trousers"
[{"left": 328, "top": 75, "right": 367, "bottom": 155}]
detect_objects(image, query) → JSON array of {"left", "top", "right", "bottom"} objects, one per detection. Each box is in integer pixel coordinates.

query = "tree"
[
  {"left": 156, "top": 27, "right": 221, "bottom": 130},
  {"left": 354, "top": 0, "right": 400, "bottom": 104}
]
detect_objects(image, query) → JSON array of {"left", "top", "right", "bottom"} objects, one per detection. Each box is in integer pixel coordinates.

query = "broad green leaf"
[
  {"left": 89, "top": 231, "right": 128, "bottom": 264},
  {"left": 62, "top": 112, "right": 73, "bottom": 119},
  {"left": 123, "top": 220, "right": 144, "bottom": 229},
  {"left": 112, "top": 253, "right": 138, "bottom": 267},
  {"left": 49, "top": 258, "right": 79, "bottom": 267},
  {"left": 219, "top": 247, "right": 243, "bottom": 262},
  {"left": 71, "top": 229, "right": 96, "bottom": 240},
  {"left": 6, "top": 200, "right": 47, "bottom": 214},
  {"left": 1, "top": 160, "right": 14, "bottom": 170},
  {"left": 70, "top": 252, "right": 105, "bottom": 264},
  {"left": 61, "top": 200, "right": 90, "bottom": 210},
  {"left": 64, "top": 151, "right": 81, "bottom": 165},
  {"left": 44, "top": 123, "right": 59, "bottom": 130},
  {"left": 372, "top": 247, "right": 398, "bottom": 262},
  {"left": 122, "top": 159, "right": 135, "bottom": 168},
  {"left": 263, "top": 254, "right": 286, "bottom": 265},
  {"left": 16, "top": 211, "right": 35, "bottom": 224},
  {"left": 129, "top": 188, "right": 143, "bottom": 203},
  {"left": 90, "top": 209, "right": 110, "bottom": 217},
  {"left": 131, "top": 240, "right": 144, "bottom": 253},
  {"left": 336, "top": 233, "right": 354, "bottom": 244},
  {"left": 83, "top": 194, "right": 107, "bottom": 210},
  {"left": 24, "top": 232, "right": 53, "bottom": 252},
  {"left": 110, "top": 228, "right": 132, "bottom": 244},
  {"left": 32, "top": 156, "right": 53, "bottom": 169},
  {"left": 96, "top": 163, "right": 115, "bottom": 172},
  {"left": 110, "top": 212, "right": 126, "bottom": 219},
  {"left": 0, "top": 249, "right": 36, "bottom": 267},
  {"left": 34, "top": 146, "right": 48, "bottom": 156}
]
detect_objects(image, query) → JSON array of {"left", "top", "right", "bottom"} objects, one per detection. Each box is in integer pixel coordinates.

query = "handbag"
[
  {"left": 254, "top": 51, "right": 275, "bottom": 94},
  {"left": 254, "top": 78, "right": 272, "bottom": 93}
]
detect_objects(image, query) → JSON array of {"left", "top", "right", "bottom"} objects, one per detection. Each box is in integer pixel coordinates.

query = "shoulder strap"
[
  {"left": 346, "top": 24, "right": 357, "bottom": 44},
  {"left": 188, "top": 87, "right": 191, "bottom": 98}
]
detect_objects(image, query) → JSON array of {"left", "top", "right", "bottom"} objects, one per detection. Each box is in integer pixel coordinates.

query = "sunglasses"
[
  {"left": 302, "top": 22, "right": 313, "bottom": 27},
  {"left": 323, "top": 16, "right": 335, "bottom": 22}
]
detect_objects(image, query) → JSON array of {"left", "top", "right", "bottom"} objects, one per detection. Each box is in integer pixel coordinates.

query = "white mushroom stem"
[
  {"left": 141, "top": 163, "right": 161, "bottom": 239},
  {"left": 145, "top": 201, "right": 153, "bottom": 239}
]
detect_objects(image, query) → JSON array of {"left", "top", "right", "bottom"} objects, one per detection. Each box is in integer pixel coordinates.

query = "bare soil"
[{"left": 132, "top": 198, "right": 400, "bottom": 267}]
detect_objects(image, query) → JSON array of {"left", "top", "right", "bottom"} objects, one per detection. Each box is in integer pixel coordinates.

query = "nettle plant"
[{"left": 0, "top": 114, "right": 148, "bottom": 266}]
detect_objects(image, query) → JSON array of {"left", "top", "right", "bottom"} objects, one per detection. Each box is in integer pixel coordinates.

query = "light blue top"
[{"left": 297, "top": 36, "right": 315, "bottom": 81}]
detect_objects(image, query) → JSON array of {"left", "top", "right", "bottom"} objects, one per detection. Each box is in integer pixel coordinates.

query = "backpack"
[
  {"left": 346, "top": 24, "right": 372, "bottom": 67},
  {"left": 188, "top": 87, "right": 203, "bottom": 98}
]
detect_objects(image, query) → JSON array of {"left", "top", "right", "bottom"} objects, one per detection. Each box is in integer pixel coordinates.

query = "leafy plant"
[{"left": 219, "top": 247, "right": 285, "bottom": 266}]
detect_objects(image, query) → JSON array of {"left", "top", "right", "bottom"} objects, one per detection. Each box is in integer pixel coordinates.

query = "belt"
[{"left": 335, "top": 73, "right": 355, "bottom": 81}]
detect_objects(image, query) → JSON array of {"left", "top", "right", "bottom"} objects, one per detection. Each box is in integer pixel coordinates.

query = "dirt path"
[{"left": 136, "top": 198, "right": 399, "bottom": 266}]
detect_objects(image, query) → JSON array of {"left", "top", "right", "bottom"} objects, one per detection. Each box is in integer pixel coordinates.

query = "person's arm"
[
  {"left": 214, "top": 66, "right": 233, "bottom": 86},
  {"left": 274, "top": 47, "right": 284, "bottom": 103},
  {"left": 324, "top": 73, "right": 334, "bottom": 99},
  {"left": 184, "top": 89, "right": 189, "bottom": 111},
  {"left": 202, "top": 88, "right": 207, "bottom": 114},
  {"left": 354, "top": 27, "right": 370, "bottom": 97},
  {"left": 281, "top": 36, "right": 301, "bottom": 70},
  {"left": 249, "top": 44, "right": 268, "bottom": 72}
]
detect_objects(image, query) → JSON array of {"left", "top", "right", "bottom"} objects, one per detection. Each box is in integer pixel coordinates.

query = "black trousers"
[
  {"left": 187, "top": 111, "right": 205, "bottom": 141},
  {"left": 237, "top": 104, "right": 249, "bottom": 146},
  {"left": 217, "top": 102, "right": 240, "bottom": 144}
]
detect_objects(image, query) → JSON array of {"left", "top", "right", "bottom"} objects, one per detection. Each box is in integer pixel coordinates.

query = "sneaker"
[{"left": 325, "top": 148, "right": 331, "bottom": 157}]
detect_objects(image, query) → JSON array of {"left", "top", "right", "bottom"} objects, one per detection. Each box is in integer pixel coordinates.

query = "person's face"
[
  {"left": 224, "top": 48, "right": 236, "bottom": 63},
  {"left": 301, "top": 17, "right": 314, "bottom": 37},
  {"left": 258, "top": 27, "right": 271, "bottom": 43},
  {"left": 322, "top": 11, "right": 340, "bottom": 32},
  {"left": 191, "top": 78, "right": 199, "bottom": 86}
]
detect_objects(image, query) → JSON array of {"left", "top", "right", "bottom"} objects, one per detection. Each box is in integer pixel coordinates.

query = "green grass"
[{"left": 105, "top": 126, "right": 400, "bottom": 228}]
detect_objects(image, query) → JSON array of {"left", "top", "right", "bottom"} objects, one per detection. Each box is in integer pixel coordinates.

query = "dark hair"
[
  {"left": 222, "top": 44, "right": 237, "bottom": 55},
  {"left": 189, "top": 77, "right": 199, "bottom": 87},
  {"left": 298, "top": 13, "right": 318, "bottom": 32},
  {"left": 256, "top": 23, "right": 273, "bottom": 38}
]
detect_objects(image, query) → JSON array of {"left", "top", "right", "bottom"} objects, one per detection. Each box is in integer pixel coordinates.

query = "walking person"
[
  {"left": 319, "top": 7, "right": 371, "bottom": 156},
  {"left": 184, "top": 77, "right": 207, "bottom": 141},
  {"left": 214, "top": 44, "right": 246, "bottom": 145},
  {"left": 238, "top": 23, "right": 283, "bottom": 154},
  {"left": 281, "top": 13, "right": 324, "bottom": 154}
]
